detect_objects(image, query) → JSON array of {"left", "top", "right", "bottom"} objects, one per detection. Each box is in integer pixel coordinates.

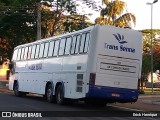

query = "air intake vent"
[{"left": 76, "top": 74, "right": 83, "bottom": 92}]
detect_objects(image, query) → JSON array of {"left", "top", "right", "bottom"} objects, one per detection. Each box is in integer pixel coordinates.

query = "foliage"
[
  {"left": 0, "top": 0, "right": 94, "bottom": 60},
  {"left": 141, "top": 54, "right": 150, "bottom": 82},
  {"left": 0, "top": 0, "right": 36, "bottom": 60},
  {"left": 63, "top": 15, "right": 93, "bottom": 32},
  {"left": 95, "top": 0, "right": 136, "bottom": 28},
  {"left": 41, "top": 0, "right": 94, "bottom": 37},
  {"left": 153, "top": 40, "right": 160, "bottom": 71},
  {"left": 0, "top": 0, "right": 34, "bottom": 6},
  {"left": 41, "top": 0, "right": 77, "bottom": 36},
  {"left": 141, "top": 29, "right": 160, "bottom": 82}
]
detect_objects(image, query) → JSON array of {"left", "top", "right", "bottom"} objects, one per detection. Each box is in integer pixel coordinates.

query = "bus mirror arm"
[{"left": 8, "top": 63, "right": 13, "bottom": 70}]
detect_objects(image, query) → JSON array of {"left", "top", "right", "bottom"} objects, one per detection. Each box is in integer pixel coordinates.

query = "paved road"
[
  {"left": 0, "top": 92, "right": 159, "bottom": 120},
  {"left": 111, "top": 95, "right": 160, "bottom": 111},
  {"left": 0, "top": 92, "right": 128, "bottom": 111}
]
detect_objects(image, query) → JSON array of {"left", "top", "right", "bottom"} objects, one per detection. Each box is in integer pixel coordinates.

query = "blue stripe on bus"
[{"left": 86, "top": 85, "right": 139, "bottom": 103}]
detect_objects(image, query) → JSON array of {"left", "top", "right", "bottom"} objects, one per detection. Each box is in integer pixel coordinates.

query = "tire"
[
  {"left": 56, "top": 85, "right": 65, "bottom": 105},
  {"left": 13, "top": 82, "right": 22, "bottom": 97},
  {"left": 46, "top": 84, "right": 54, "bottom": 103},
  {"left": 22, "top": 92, "right": 27, "bottom": 97}
]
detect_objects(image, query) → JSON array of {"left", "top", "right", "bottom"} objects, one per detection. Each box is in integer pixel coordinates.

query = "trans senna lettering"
[
  {"left": 28, "top": 63, "right": 42, "bottom": 70},
  {"left": 104, "top": 43, "right": 135, "bottom": 53}
]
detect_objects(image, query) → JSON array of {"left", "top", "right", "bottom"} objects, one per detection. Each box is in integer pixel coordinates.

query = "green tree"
[
  {"left": 142, "top": 29, "right": 160, "bottom": 71},
  {"left": 41, "top": 0, "right": 93, "bottom": 37},
  {"left": 95, "top": 0, "right": 136, "bottom": 28},
  {"left": 41, "top": 0, "right": 77, "bottom": 36},
  {"left": 0, "top": 0, "right": 77, "bottom": 59},
  {"left": 140, "top": 54, "right": 150, "bottom": 92},
  {"left": 0, "top": 0, "right": 94, "bottom": 59},
  {"left": 63, "top": 14, "right": 93, "bottom": 32},
  {"left": 140, "top": 29, "right": 160, "bottom": 92},
  {"left": 0, "top": 0, "right": 37, "bottom": 59}
]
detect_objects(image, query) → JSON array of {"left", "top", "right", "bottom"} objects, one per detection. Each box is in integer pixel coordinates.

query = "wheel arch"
[
  {"left": 55, "top": 81, "right": 65, "bottom": 95},
  {"left": 45, "top": 81, "right": 54, "bottom": 95},
  {"left": 13, "top": 80, "right": 18, "bottom": 90}
]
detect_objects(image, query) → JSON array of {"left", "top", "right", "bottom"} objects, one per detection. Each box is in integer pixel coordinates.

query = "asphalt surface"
[
  {"left": 0, "top": 84, "right": 160, "bottom": 111},
  {"left": 111, "top": 95, "right": 160, "bottom": 111},
  {"left": 0, "top": 84, "right": 160, "bottom": 120}
]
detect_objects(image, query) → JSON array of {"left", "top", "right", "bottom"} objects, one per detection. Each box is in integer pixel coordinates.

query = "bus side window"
[
  {"left": 17, "top": 48, "right": 22, "bottom": 61},
  {"left": 24, "top": 47, "right": 28, "bottom": 60},
  {"left": 35, "top": 44, "right": 40, "bottom": 59},
  {"left": 27, "top": 46, "right": 32, "bottom": 60},
  {"left": 20, "top": 48, "right": 25, "bottom": 60},
  {"left": 84, "top": 33, "right": 90, "bottom": 53},
  {"left": 31, "top": 45, "right": 36, "bottom": 59},
  {"left": 43, "top": 42, "right": 49, "bottom": 58},
  {"left": 59, "top": 38, "right": 66, "bottom": 56},
  {"left": 39, "top": 43, "right": 45, "bottom": 58},
  {"left": 13, "top": 49, "right": 18, "bottom": 61},
  {"left": 48, "top": 41, "right": 55, "bottom": 57},
  {"left": 53, "top": 40, "right": 60, "bottom": 57},
  {"left": 79, "top": 33, "right": 86, "bottom": 53},
  {"left": 75, "top": 35, "right": 81, "bottom": 54},
  {"left": 65, "top": 37, "right": 72, "bottom": 55},
  {"left": 71, "top": 36, "right": 76, "bottom": 54}
]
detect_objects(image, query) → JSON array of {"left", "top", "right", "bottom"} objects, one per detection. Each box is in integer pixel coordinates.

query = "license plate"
[{"left": 111, "top": 93, "right": 120, "bottom": 97}]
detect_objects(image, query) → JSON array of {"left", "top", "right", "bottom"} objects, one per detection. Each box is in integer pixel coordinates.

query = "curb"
[
  {"left": 0, "top": 80, "right": 12, "bottom": 93},
  {"left": 142, "top": 100, "right": 160, "bottom": 105},
  {"left": 0, "top": 80, "right": 8, "bottom": 86},
  {"left": 139, "top": 95, "right": 160, "bottom": 98},
  {"left": 0, "top": 86, "right": 13, "bottom": 93}
]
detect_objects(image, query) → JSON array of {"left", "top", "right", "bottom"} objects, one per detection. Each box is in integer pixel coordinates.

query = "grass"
[{"left": 140, "top": 87, "right": 160, "bottom": 95}]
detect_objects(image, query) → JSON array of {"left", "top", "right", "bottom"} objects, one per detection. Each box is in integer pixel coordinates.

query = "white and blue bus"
[{"left": 9, "top": 25, "right": 142, "bottom": 106}]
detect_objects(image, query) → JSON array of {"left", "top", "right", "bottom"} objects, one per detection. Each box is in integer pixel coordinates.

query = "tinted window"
[
  {"left": 59, "top": 38, "right": 66, "bottom": 56},
  {"left": 24, "top": 47, "right": 28, "bottom": 60},
  {"left": 20, "top": 48, "right": 25, "bottom": 60},
  {"left": 64, "top": 37, "right": 71, "bottom": 55},
  {"left": 53, "top": 40, "right": 59, "bottom": 56},
  {"left": 39, "top": 43, "right": 45, "bottom": 58},
  {"left": 48, "top": 41, "right": 55, "bottom": 57},
  {"left": 17, "top": 48, "right": 22, "bottom": 61},
  {"left": 31, "top": 45, "right": 36, "bottom": 59},
  {"left": 35, "top": 44, "right": 40, "bottom": 59},
  {"left": 27, "top": 46, "right": 32, "bottom": 60},
  {"left": 75, "top": 35, "right": 81, "bottom": 54},
  {"left": 71, "top": 36, "right": 77, "bottom": 54},
  {"left": 79, "top": 33, "right": 86, "bottom": 53},
  {"left": 84, "top": 33, "right": 90, "bottom": 53},
  {"left": 13, "top": 49, "right": 18, "bottom": 61},
  {"left": 43, "top": 42, "right": 49, "bottom": 58}
]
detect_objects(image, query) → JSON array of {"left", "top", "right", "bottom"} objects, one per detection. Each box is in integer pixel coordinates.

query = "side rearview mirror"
[
  {"left": 0, "top": 56, "right": 2, "bottom": 65},
  {"left": 8, "top": 63, "right": 13, "bottom": 69}
]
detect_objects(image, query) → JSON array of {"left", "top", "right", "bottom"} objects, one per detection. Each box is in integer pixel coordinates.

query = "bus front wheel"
[{"left": 14, "top": 82, "right": 22, "bottom": 97}]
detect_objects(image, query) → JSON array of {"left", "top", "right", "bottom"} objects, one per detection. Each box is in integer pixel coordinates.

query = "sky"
[
  {"left": 123, "top": 0, "right": 160, "bottom": 30},
  {"left": 85, "top": 0, "right": 160, "bottom": 30}
]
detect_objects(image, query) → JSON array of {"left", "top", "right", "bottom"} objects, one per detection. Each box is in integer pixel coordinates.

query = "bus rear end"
[{"left": 86, "top": 25, "right": 142, "bottom": 103}]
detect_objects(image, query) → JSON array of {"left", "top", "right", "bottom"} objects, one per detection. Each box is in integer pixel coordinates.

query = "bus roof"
[
  {"left": 14, "top": 25, "right": 140, "bottom": 50},
  {"left": 14, "top": 25, "right": 95, "bottom": 49}
]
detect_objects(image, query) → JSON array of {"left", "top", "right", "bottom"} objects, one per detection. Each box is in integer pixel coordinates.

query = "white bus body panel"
[
  {"left": 89, "top": 25, "right": 142, "bottom": 89},
  {"left": 11, "top": 55, "right": 88, "bottom": 99}
]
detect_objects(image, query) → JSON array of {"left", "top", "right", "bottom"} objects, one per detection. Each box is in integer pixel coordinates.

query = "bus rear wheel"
[
  {"left": 46, "top": 84, "right": 54, "bottom": 103},
  {"left": 14, "top": 82, "right": 22, "bottom": 97},
  {"left": 56, "top": 85, "right": 65, "bottom": 105}
]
